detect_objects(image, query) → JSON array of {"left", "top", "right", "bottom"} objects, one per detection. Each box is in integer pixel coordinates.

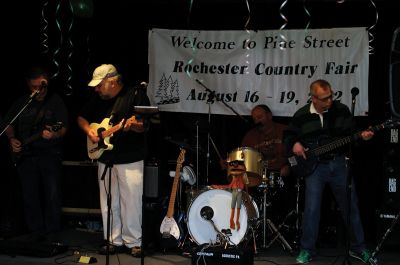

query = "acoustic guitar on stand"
[
  {"left": 160, "top": 148, "right": 186, "bottom": 247},
  {"left": 87, "top": 115, "right": 142, "bottom": 160}
]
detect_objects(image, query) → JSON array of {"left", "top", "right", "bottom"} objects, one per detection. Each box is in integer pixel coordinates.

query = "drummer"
[{"left": 241, "top": 104, "right": 290, "bottom": 178}]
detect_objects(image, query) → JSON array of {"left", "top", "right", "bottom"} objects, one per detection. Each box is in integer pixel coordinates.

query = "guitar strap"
[
  {"left": 30, "top": 100, "right": 48, "bottom": 136},
  {"left": 109, "top": 95, "right": 124, "bottom": 125}
]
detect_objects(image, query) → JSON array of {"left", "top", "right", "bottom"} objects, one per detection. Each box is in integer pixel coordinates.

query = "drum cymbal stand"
[
  {"left": 260, "top": 164, "right": 271, "bottom": 248},
  {"left": 264, "top": 174, "right": 302, "bottom": 253},
  {"left": 260, "top": 163, "right": 293, "bottom": 254}
]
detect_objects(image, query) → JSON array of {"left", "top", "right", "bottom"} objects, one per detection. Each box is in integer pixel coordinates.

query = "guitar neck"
[
  {"left": 22, "top": 133, "right": 42, "bottom": 147},
  {"left": 167, "top": 163, "right": 182, "bottom": 218},
  {"left": 100, "top": 116, "right": 137, "bottom": 138},
  {"left": 307, "top": 123, "right": 387, "bottom": 157},
  {"left": 102, "top": 124, "right": 122, "bottom": 138}
]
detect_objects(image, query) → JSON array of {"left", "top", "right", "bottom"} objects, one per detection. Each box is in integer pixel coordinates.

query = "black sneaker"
[{"left": 99, "top": 244, "right": 126, "bottom": 255}]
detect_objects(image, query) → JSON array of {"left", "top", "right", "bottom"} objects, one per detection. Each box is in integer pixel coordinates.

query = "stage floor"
[{"left": 0, "top": 226, "right": 398, "bottom": 265}]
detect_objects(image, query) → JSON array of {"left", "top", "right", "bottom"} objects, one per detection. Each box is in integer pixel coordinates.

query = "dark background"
[{"left": 1, "top": 0, "right": 399, "bottom": 248}]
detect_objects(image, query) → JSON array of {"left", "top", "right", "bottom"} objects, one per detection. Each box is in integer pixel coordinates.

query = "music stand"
[{"left": 134, "top": 106, "right": 159, "bottom": 265}]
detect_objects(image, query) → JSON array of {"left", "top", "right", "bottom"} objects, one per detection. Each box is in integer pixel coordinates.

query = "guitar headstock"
[
  {"left": 373, "top": 119, "right": 400, "bottom": 131},
  {"left": 379, "top": 119, "right": 400, "bottom": 130},
  {"left": 51, "top": 122, "right": 63, "bottom": 132},
  {"left": 177, "top": 148, "right": 186, "bottom": 165}
]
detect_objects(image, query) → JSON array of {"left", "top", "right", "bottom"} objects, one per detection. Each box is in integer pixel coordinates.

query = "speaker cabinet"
[
  {"left": 380, "top": 128, "right": 400, "bottom": 210},
  {"left": 377, "top": 128, "right": 400, "bottom": 247},
  {"left": 390, "top": 27, "right": 400, "bottom": 118},
  {"left": 144, "top": 162, "right": 160, "bottom": 198},
  {"left": 61, "top": 161, "right": 100, "bottom": 213}
]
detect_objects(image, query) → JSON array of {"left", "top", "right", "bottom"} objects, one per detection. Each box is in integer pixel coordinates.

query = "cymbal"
[{"left": 164, "top": 137, "right": 205, "bottom": 154}]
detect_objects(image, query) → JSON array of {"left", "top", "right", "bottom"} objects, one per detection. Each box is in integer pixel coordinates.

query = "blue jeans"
[
  {"left": 17, "top": 154, "right": 62, "bottom": 233},
  {"left": 300, "top": 155, "right": 365, "bottom": 254}
]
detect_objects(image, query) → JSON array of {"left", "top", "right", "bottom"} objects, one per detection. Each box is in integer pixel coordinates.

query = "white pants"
[{"left": 98, "top": 160, "right": 143, "bottom": 248}]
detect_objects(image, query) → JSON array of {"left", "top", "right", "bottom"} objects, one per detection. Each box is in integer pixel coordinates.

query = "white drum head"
[{"left": 187, "top": 189, "right": 251, "bottom": 245}]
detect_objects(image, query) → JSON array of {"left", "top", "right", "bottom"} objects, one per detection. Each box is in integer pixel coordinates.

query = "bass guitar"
[
  {"left": 87, "top": 115, "right": 142, "bottom": 160},
  {"left": 11, "top": 122, "right": 63, "bottom": 164},
  {"left": 288, "top": 119, "right": 400, "bottom": 177},
  {"left": 159, "top": 148, "right": 186, "bottom": 247}
]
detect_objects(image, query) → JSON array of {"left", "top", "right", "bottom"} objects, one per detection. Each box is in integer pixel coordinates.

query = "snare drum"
[{"left": 187, "top": 188, "right": 259, "bottom": 245}]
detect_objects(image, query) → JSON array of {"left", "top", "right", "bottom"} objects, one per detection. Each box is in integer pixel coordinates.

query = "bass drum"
[{"left": 187, "top": 188, "right": 259, "bottom": 245}]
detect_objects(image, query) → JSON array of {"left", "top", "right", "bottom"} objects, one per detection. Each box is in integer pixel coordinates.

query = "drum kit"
[{"left": 177, "top": 146, "right": 300, "bottom": 253}]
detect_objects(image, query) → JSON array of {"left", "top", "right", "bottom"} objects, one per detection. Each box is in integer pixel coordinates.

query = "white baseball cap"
[{"left": 88, "top": 64, "right": 118, "bottom": 87}]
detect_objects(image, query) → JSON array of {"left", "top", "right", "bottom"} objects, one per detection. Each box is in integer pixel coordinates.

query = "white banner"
[{"left": 148, "top": 28, "right": 369, "bottom": 116}]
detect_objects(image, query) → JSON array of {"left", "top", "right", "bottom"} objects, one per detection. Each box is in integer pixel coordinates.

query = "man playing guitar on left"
[{"left": 4, "top": 65, "right": 68, "bottom": 236}]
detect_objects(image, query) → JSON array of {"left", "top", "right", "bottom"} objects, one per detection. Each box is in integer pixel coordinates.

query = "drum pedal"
[{"left": 221, "top": 229, "right": 232, "bottom": 236}]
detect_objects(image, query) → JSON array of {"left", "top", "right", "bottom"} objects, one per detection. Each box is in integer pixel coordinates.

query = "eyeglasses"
[
  {"left": 314, "top": 94, "right": 333, "bottom": 102},
  {"left": 228, "top": 160, "right": 244, "bottom": 167}
]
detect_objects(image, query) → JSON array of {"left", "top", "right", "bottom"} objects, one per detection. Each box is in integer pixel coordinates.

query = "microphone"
[
  {"left": 40, "top": 79, "right": 48, "bottom": 89},
  {"left": 29, "top": 89, "right": 40, "bottom": 99},
  {"left": 351, "top": 87, "right": 359, "bottom": 99},
  {"left": 139, "top": 81, "right": 148, "bottom": 89}
]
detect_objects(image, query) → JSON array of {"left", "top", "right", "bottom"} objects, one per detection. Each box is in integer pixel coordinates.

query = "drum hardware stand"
[
  {"left": 265, "top": 218, "right": 293, "bottom": 254},
  {"left": 200, "top": 206, "right": 233, "bottom": 248},
  {"left": 266, "top": 174, "right": 302, "bottom": 252},
  {"left": 258, "top": 163, "right": 294, "bottom": 253}
]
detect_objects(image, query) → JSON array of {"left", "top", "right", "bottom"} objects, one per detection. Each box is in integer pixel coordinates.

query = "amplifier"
[{"left": 191, "top": 246, "right": 253, "bottom": 265}]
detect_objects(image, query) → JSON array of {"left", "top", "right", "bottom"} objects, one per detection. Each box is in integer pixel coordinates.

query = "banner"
[{"left": 148, "top": 28, "right": 369, "bottom": 116}]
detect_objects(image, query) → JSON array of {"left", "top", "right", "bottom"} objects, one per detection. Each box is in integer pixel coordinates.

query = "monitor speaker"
[
  {"left": 390, "top": 27, "right": 400, "bottom": 118},
  {"left": 191, "top": 246, "right": 254, "bottom": 265}
]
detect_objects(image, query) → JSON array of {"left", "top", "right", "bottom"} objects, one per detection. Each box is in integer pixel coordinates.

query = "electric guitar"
[
  {"left": 86, "top": 115, "right": 142, "bottom": 160},
  {"left": 160, "top": 148, "right": 186, "bottom": 245},
  {"left": 288, "top": 119, "right": 400, "bottom": 177},
  {"left": 11, "top": 122, "right": 63, "bottom": 163}
]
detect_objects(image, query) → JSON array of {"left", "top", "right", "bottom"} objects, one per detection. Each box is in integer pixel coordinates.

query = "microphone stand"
[
  {"left": 133, "top": 106, "right": 159, "bottom": 265},
  {"left": 195, "top": 79, "right": 247, "bottom": 123},
  {"left": 342, "top": 91, "right": 358, "bottom": 265},
  {"left": 195, "top": 79, "right": 248, "bottom": 183},
  {"left": 0, "top": 91, "right": 39, "bottom": 137},
  {"left": 102, "top": 116, "right": 129, "bottom": 265},
  {"left": 206, "top": 99, "right": 211, "bottom": 183}
]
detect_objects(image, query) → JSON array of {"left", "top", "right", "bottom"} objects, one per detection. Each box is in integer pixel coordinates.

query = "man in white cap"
[{"left": 77, "top": 64, "right": 150, "bottom": 257}]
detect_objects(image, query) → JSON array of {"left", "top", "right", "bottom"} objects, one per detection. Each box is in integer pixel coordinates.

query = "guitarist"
[
  {"left": 283, "top": 79, "right": 374, "bottom": 264},
  {"left": 77, "top": 64, "right": 150, "bottom": 258},
  {"left": 3, "top": 66, "right": 68, "bottom": 236}
]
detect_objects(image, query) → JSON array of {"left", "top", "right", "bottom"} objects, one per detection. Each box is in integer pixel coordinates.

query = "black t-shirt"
[
  {"left": 5, "top": 92, "right": 68, "bottom": 155},
  {"left": 78, "top": 85, "right": 150, "bottom": 164}
]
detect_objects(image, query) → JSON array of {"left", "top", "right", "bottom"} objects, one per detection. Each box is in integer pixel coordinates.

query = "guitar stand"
[{"left": 368, "top": 209, "right": 400, "bottom": 265}]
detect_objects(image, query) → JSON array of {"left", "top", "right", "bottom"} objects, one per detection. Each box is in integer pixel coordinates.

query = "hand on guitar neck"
[{"left": 10, "top": 122, "right": 64, "bottom": 163}]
